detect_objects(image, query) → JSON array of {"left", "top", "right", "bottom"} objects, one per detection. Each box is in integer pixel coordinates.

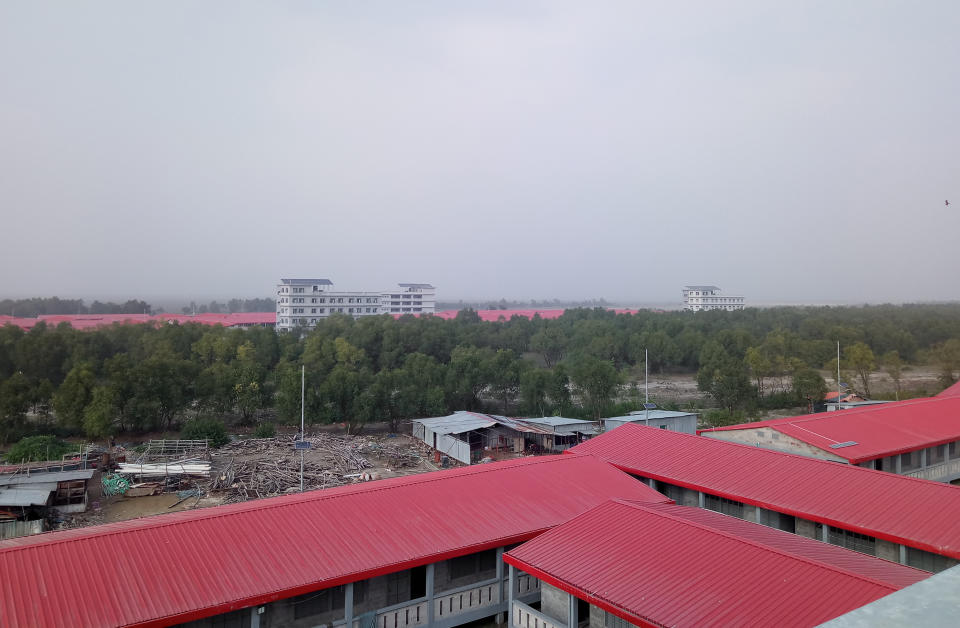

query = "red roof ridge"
[
  {"left": 610, "top": 499, "right": 903, "bottom": 592},
  {"left": 0, "top": 454, "right": 598, "bottom": 555},
  {"left": 620, "top": 423, "right": 960, "bottom": 490},
  {"left": 700, "top": 395, "right": 948, "bottom": 433}
]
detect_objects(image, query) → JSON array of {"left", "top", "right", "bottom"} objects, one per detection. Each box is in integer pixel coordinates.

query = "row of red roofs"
[
  {"left": 0, "top": 308, "right": 643, "bottom": 330},
  {"left": 2, "top": 424, "right": 960, "bottom": 627}
]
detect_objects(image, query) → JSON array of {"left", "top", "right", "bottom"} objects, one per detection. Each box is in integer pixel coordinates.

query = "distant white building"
[
  {"left": 682, "top": 285, "right": 745, "bottom": 311},
  {"left": 276, "top": 279, "right": 435, "bottom": 331}
]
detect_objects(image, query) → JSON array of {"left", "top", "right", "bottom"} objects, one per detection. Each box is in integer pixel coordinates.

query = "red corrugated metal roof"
[
  {"left": 698, "top": 396, "right": 960, "bottom": 463},
  {"left": 938, "top": 380, "right": 960, "bottom": 397},
  {"left": 0, "top": 313, "right": 276, "bottom": 331},
  {"left": 568, "top": 424, "right": 960, "bottom": 559},
  {"left": 504, "top": 500, "right": 928, "bottom": 628},
  {"left": 0, "top": 454, "right": 668, "bottom": 628}
]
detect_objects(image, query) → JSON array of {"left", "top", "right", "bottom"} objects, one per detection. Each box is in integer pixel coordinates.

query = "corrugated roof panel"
[
  {"left": 505, "top": 500, "right": 928, "bottom": 628},
  {"left": 0, "top": 470, "right": 95, "bottom": 485},
  {"left": 699, "top": 395, "right": 960, "bottom": 462},
  {"left": 0, "top": 489, "right": 52, "bottom": 507},
  {"left": 0, "top": 454, "right": 668, "bottom": 628},
  {"left": 569, "top": 424, "right": 960, "bottom": 559}
]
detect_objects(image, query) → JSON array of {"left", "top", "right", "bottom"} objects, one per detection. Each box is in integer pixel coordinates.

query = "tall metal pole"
[
  {"left": 300, "top": 364, "right": 305, "bottom": 492},
  {"left": 837, "top": 341, "right": 841, "bottom": 410},
  {"left": 645, "top": 348, "right": 649, "bottom": 423}
]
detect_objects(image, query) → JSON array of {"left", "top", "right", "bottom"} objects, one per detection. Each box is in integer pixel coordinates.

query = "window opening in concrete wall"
[{"left": 828, "top": 528, "right": 877, "bottom": 556}]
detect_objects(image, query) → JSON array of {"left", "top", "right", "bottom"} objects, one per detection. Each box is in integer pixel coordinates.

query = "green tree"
[
  {"left": 0, "top": 373, "right": 32, "bottom": 444},
  {"left": 4, "top": 435, "right": 73, "bottom": 463},
  {"left": 52, "top": 362, "right": 96, "bottom": 430},
  {"left": 83, "top": 386, "right": 118, "bottom": 439},
  {"left": 180, "top": 417, "right": 229, "bottom": 447},
  {"left": 530, "top": 327, "right": 566, "bottom": 368},
  {"left": 845, "top": 342, "right": 876, "bottom": 397},
  {"left": 881, "top": 350, "right": 904, "bottom": 400},
  {"left": 570, "top": 357, "right": 621, "bottom": 419},
  {"left": 792, "top": 368, "right": 827, "bottom": 413}
]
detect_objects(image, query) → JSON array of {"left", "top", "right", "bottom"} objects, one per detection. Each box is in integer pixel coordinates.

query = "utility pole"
[
  {"left": 300, "top": 364, "right": 305, "bottom": 492},
  {"left": 645, "top": 348, "right": 649, "bottom": 424},
  {"left": 837, "top": 341, "right": 841, "bottom": 410}
]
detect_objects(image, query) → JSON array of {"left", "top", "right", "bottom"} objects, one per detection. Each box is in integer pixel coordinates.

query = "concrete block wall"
[
  {"left": 796, "top": 518, "right": 818, "bottom": 540},
  {"left": 540, "top": 583, "right": 569, "bottom": 624},
  {"left": 589, "top": 604, "right": 605, "bottom": 628},
  {"left": 876, "top": 539, "right": 900, "bottom": 562},
  {"left": 702, "top": 428, "right": 847, "bottom": 462}
]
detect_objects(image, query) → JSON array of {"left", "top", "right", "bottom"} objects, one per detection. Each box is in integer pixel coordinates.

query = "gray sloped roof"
[
  {"left": 0, "top": 470, "right": 94, "bottom": 486},
  {"left": 684, "top": 285, "right": 720, "bottom": 291},
  {"left": 397, "top": 283, "right": 434, "bottom": 288},
  {"left": 280, "top": 278, "right": 333, "bottom": 285},
  {"left": 0, "top": 488, "right": 52, "bottom": 507}
]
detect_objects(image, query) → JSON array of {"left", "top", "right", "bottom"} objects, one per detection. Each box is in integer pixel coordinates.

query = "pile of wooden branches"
[
  {"left": 208, "top": 457, "right": 346, "bottom": 503},
  {"left": 208, "top": 435, "right": 376, "bottom": 503}
]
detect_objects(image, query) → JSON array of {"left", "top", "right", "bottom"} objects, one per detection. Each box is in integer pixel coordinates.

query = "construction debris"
[
  {"left": 205, "top": 434, "right": 426, "bottom": 504},
  {"left": 116, "top": 461, "right": 211, "bottom": 478}
]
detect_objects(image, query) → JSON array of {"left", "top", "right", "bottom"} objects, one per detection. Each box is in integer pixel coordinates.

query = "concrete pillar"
[
  {"left": 900, "top": 544, "right": 908, "bottom": 565},
  {"left": 896, "top": 455, "right": 902, "bottom": 474},
  {"left": 250, "top": 606, "right": 261, "bottom": 628},
  {"left": 698, "top": 492, "right": 705, "bottom": 508},
  {"left": 567, "top": 592, "right": 578, "bottom": 628},
  {"left": 821, "top": 524, "right": 829, "bottom": 543},
  {"left": 426, "top": 563, "right": 436, "bottom": 626},
  {"left": 921, "top": 449, "right": 927, "bottom": 469},
  {"left": 508, "top": 564, "right": 516, "bottom": 627},
  {"left": 495, "top": 547, "right": 505, "bottom": 624},
  {"left": 345, "top": 582, "right": 354, "bottom": 628}
]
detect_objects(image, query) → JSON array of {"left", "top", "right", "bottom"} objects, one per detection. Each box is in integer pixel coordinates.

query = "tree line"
[{"left": 2, "top": 303, "right": 960, "bottom": 444}]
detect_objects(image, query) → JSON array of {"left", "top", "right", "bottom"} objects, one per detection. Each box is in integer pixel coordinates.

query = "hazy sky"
[{"left": 1, "top": 2, "right": 958, "bottom": 305}]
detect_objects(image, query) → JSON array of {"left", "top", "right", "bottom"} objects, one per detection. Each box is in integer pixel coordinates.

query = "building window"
[
  {"left": 928, "top": 444, "right": 946, "bottom": 465},
  {"left": 906, "top": 547, "right": 954, "bottom": 573},
  {"left": 828, "top": 528, "right": 876, "bottom": 556},
  {"left": 703, "top": 494, "right": 744, "bottom": 519},
  {"left": 448, "top": 549, "right": 497, "bottom": 581},
  {"left": 311, "top": 298, "right": 317, "bottom": 303},
  {"left": 900, "top": 450, "right": 921, "bottom": 472},
  {"left": 311, "top": 308, "right": 316, "bottom": 314},
  {"left": 291, "top": 586, "right": 346, "bottom": 620}
]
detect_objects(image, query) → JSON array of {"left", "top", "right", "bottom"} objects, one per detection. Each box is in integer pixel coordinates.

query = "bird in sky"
[{"left": 947, "top": 200, "right": 951, "bottom": 206}]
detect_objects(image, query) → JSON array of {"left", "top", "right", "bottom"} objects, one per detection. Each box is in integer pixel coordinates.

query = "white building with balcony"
[
  {"left": 682, "top": 285, "right": 745, "bottom": 311},
  {"left": 276, "top": 278, "right": 435, "bottom": 331}
]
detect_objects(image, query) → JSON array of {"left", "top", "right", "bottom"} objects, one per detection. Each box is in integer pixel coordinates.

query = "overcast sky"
[{"left": 1, "top": 2, "right": 958, "bottom": 306}]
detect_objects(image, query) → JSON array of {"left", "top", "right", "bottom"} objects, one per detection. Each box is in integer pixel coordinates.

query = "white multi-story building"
[
  {"left": 682, "top": 285, "right": 745, "bottom": 311},
  {"left": 276, "top": 279, "right": 436, "bottom": 331}
]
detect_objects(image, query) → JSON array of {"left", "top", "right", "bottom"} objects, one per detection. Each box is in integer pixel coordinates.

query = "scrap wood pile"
[{"left": 207, "top": 434, "right": 424, "bottom": 503}]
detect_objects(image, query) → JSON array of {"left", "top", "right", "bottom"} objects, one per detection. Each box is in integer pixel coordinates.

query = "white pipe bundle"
[{"left": 116, "top": 462, "right": 211, "bottom": 477}]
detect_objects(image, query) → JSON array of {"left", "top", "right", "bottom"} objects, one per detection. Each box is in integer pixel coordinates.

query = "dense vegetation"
[
  {"left": 1, "top": 304, "right": 959, "bottom": 445},
  {"left": 0, "top": 296, "right": 275, "bottom": 318}
]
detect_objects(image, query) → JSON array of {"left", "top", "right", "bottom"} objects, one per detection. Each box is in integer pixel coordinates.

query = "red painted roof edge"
[
  {"left": 697, "top": 396, "right": 960, "bottom": 463},
  {"left": 503, "top": 553, "right": 660, "bottom": 628},
  {"left": 613, "top": 501, "right": 903, "bottom": 591},
  {"left": 602, "top": 461, "right": 959, "bottom": 557},
  {"left": 570, "top": 426, "right": 960, "bottom": 559},
  {"left": 504, "top": 499, "right": 907, "bottom": 628},
  {"left": 142, "top": 531, "right": 543, "bottom": 628}
]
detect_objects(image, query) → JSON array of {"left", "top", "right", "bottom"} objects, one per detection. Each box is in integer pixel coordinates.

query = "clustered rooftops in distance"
[
  {"left": 683, "top": 285, "right": 721, "bottom": 291},
  {"left": 504, "top": 500, "right": 928, "bottom": 628},
  {"left": 397, "top": 283, "right": 435, "bottom": 288},
  {"left": 569, "top": 423, "right": 960, "bottom": 559},
  {"left": 699, "top": 395, "right": 960, "bottom": 463},
  {"left": 0, "top": 454, "right": 667, "bottom": 628}
]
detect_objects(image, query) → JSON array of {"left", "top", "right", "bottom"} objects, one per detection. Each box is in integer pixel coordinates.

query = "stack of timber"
[{"left": 116, "top": 460, "right": 212, "bottom": 478}]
